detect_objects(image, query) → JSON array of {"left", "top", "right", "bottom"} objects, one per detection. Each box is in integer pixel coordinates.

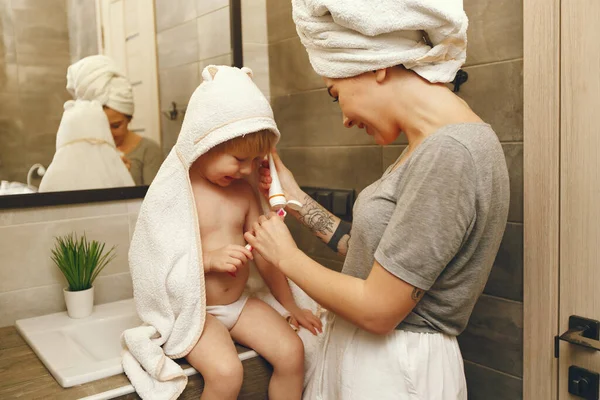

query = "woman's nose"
[{"left": 343, "top": 115, "right": 354, "bottom": 128}]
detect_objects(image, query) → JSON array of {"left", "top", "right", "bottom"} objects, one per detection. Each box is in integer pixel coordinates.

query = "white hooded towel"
[{"left": 38, "top": 100, "right": 135, "bottom": 192}]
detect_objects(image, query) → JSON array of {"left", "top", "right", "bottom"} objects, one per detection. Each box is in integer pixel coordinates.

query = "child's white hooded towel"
[
  {"left": 38, "top": 100, "right": 135, "bottom": 192},
  {"left": 121, "top": 65, "right": 326, "bottom": 400}
]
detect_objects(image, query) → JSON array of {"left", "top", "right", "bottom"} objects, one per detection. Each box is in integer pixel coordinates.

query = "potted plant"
[{"left": 51, "top": 233, "right": 116, "bottom": 318}]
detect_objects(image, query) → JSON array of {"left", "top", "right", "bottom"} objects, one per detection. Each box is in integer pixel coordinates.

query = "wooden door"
[
  {"left": 558, "top": 0, "right": 600, "bottom": 398},
  {"left": 97, "top": 0, "right": 161, "bottom": 145}
]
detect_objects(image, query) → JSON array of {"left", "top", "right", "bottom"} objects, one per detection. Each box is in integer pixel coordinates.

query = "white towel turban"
[
  {"left": 292, "top": 0, "right": 469, "bottom": 83},
  {"left": 66, "top": 55, "right": 135, "bottom": 116}
]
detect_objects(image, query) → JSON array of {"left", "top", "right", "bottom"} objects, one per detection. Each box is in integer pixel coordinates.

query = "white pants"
[{"left": 303, "top": 314, "right": 467, "bottom": 400}]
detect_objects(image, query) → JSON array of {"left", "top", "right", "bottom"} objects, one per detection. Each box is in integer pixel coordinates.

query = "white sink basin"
[{"left": 15, "top": 298, "right": 142, "bottom": 388}]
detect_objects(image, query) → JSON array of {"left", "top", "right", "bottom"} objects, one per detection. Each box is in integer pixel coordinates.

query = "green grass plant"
[{"left": 51, "top": 233, "right": 116, "bottom": 292}]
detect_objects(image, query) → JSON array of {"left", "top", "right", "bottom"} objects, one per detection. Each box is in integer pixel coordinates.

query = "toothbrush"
[
  {"left": 267, "top": 154, "right": 303, "bottom": 212},
  {"left": 229, "top": 209, "right": 286, "bottom": 278},
  {"left": 243, "top": 209, "right": 286, "bottom": 254},
  {"left": 231, "top": 155, "right": 301, "bottom": 277}
]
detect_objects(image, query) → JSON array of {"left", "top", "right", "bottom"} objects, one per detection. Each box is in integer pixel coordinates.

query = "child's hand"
[
  {"left": 289, "top": 308, "right": 323, "bottom": 335},
  {"left": 204, "top": 244, "right": 254, "bottom": 276}
]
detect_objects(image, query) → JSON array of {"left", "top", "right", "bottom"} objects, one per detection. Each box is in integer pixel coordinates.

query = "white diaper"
[{"left": 206, "top": 293, "right": 250, "bottom": 330}]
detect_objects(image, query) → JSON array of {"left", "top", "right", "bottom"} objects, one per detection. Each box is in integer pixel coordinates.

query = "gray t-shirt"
[
  {"left": 126, "top": 137, "right": 163, "bottom": 186},
  {"left": 342, "top": 123, "right": 509, "bottom": 336}
]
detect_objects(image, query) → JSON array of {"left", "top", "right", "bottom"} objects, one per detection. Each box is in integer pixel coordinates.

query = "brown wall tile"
[
  {"left": 458, "top": 295, "right": 523, "bottom": 377},
  {"left": 485, "top": 223, "right": 523, "bottom": 301},
  {"left": 464, "top": 361, "right": 522, "bottom": 400},
  {"left": 0, "top": 0, "right": 14, "bottom": 37},
  {"left": 287, "top": 217, "right": 345, "bottom": 264},
  {"left": 273, "top": 89, "right": 373, "bottom": 148},
  {"left": 464, "top": 0, "right": 523, "bottom": 66},
  {"left": 278, "top": 146, "right": 382, "bottom": 194},
  {"left": 269, "top": 36, "right": 323, "bottom": 98},
  {"left": 266, "top": 0, "right": 296, "bottom": 44},
  {"left": 19, "top": 91, "right": 67, "bottom": 134},
  {"left": 459, "top": 60, "right": 523, "bottom": 142},
  {"left": 0, "top": 35, "right": 16, "bottom": 63},
  {"left": 12, "top": 4, "right": 69, "bottom": 57},
  {"left": 503, "top": 143, "right": 523, "bottom": 223},
  {"left": 0, "top": 60, "right": 18, "bottom": 93},
  {"left": 17, "top": 61, "right": 69, "bottom": 94}
]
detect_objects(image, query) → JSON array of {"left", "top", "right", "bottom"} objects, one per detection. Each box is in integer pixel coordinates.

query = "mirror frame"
[
  {"left": 0, "top": 186, "right": 149, "bottom": 210},
  {"left": 0, "top": 0, "right": 244, "bottom": 210}
]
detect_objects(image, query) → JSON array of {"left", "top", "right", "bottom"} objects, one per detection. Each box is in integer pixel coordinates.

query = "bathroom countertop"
[{"left": 0, "top": 326, "right": 271, "bottom": 399}]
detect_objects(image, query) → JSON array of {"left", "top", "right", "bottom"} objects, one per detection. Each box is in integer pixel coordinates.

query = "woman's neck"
[
  {"left": 117, "top": 131, "right": 141, "bottom": 153},
  {"left": 387, "top": 69, "right": 483, "bottom": 146}
]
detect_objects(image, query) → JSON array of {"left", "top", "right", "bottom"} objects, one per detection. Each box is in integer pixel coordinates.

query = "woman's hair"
[{"left": 214, "top": 129, "right": 277, "bottom": 155}]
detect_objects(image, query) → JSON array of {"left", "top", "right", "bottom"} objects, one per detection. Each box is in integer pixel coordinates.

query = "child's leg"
[
  {"left": 230, "top": 298, "right": 304, "bottom": 400},
  {"left": 186, "top": 314, "right": 243, "bottom": 400}
]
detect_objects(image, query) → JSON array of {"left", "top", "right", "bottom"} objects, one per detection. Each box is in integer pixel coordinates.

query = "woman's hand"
[
  {"left": 204, "top": 244, "right": 254, "bottom": 275},
  {"left": 244, "top": 213, "right": 299, "bottom": 269},
  {"left": 259, "top": 151, "right": 303, "bottom": 201},
  {"left": 288, "top": 307, "right": 323, "bottom": 335}
]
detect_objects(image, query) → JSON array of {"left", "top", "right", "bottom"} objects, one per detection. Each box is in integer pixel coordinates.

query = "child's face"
[{"left": 200, "top": 148, "right": 265, "bottom": 187}]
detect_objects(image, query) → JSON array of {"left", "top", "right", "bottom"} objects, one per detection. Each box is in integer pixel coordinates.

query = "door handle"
[{"left": 556, "top": 316, "right": 600, "bottom": 357}]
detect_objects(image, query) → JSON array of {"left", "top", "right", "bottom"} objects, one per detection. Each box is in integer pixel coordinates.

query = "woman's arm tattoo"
[
  {"left": 299, "top": 195, "right": 335, "bottom": 235},
  {"left": 411, "top": 287, "right": 425, "bottom": 303}
]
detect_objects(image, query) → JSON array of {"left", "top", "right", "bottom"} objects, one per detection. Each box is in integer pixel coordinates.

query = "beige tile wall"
[
  {"left": 0, "top": 199, "right": 142, "bottom": 327},
  {"left": 241, "top": 0, "right": 270, "bottom": 100},
  {"left": 263, "top": 1, "right": 524, "bottom": 399},
  {"left": 0, "top": 0, "right": 71, "bottom": 184}
]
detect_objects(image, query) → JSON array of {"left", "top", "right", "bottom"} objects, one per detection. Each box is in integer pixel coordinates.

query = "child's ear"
[
  {"left": 241, "top": 67, "right": 253, "bottom": 79},
  {"left": 202, "top": 65, "right": 219, "bottom": 81}
]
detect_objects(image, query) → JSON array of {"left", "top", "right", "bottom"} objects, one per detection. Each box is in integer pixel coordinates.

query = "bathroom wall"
[
  {"left": 155, "top": 0, "right": 270, "bottom": 157},
  {"left": 154, "top": 0, "right": 231, "bottom": 156},
  {"left": 0, "top": 0, "right": 71, "bottom": 184},
  {"left": 267, "top": 1, "right": 524, "bottom": 399},
  {"left": 66, "top": 0, "right": 98, "bottom": 64},
  {"left": 0, "top": 199, "right": 142, "bottom": 327}
]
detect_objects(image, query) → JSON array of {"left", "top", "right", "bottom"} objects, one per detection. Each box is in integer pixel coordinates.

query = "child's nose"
[{"left": 240, "top": 162, "right": 253, "bottom": 176}]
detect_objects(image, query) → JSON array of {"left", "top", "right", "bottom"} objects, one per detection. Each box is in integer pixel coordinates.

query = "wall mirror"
[{"left": 0, "top": 0, "right": 242, "bottom": 209}]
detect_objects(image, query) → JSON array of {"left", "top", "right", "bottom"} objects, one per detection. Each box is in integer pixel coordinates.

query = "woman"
[
  {"left": 66, "top": 55, "right": 163, "bottom": 186},
  {"left": 244, "top": 1, "right": 510, "bottom": 399}
]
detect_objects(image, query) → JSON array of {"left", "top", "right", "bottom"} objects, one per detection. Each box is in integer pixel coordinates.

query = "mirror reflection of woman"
[{"left": 67, "top": 55, "right": 163, "bottom": 186}]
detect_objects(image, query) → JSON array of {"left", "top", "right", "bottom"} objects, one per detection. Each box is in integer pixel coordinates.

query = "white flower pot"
[{"left": 63, "top": 286, "right": 94, "bottom": 319}]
